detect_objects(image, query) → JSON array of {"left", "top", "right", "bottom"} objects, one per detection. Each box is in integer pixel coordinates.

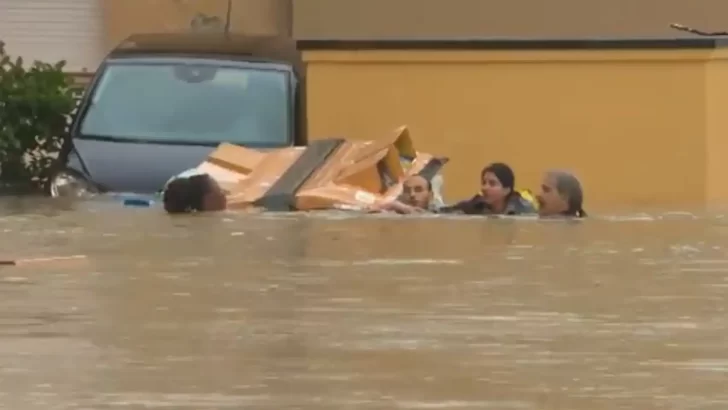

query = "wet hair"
[
  {"left": 162, "top": 174, "right": 215, "bottom": 214},
  {"left": 482, "top": 162, "right": 515, "bottom": 195},
  {"left": 548, "top": 170, "right": 587, "bottom": 218}
]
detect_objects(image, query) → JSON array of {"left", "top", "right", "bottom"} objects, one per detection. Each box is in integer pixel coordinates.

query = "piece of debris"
[
  {"left": 670, "top": 23, "right": 728, "bottom": 36},
  {"left": 0, "top": 255, "right": 87, "bottom": 266}
]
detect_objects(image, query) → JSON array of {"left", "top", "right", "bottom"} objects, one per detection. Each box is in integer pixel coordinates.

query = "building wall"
[
  {"left": 101, "top": 0, "right": 728, "bottom": 49},
  {"left": 705, "top": 56, "right": 728, "bottom": 208},
  {"left": 302, "top": 47, "right": 725, "bottom": 208},
  {"left": 0, "top": 0, "right": 106, "bottom": 72},
  {"left": 102, "top": 0, "right": 291, "bottom": 50},
  {"left": 293, "top": 0, "right": 728, "bottom": 39}
]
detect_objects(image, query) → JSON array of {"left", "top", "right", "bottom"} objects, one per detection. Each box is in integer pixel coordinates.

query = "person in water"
[
  {"left": 400, "top": 174, "right": 438, "bottom": 210},
  {"left": 163, "top": 173, "right": 227, "bottom": 214},
  {"left": 440, "top": 162, "right": 536, "bottom": 215},
  {"left": 369, "top": 174, "right": 440, "bottom": 214},
  {"left": 535, "top": 170, "right": 586, "bottom": 218}
]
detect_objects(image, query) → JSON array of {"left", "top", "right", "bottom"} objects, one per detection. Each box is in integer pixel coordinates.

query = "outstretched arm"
[{"left": 368, "top": 200, "right": 425, "bottom": 214}]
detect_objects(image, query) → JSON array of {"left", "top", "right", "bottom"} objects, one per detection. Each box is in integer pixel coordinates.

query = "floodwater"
[{"left": 1, "top": 198, "right": 728, "bottom": 409}]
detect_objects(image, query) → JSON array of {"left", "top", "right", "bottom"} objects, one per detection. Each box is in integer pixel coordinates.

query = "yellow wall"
[
  {"left": 303, "top": 48, "right": 728, "bottom": 208},
  {"left": 705, "top": 52, "right": 728, "bottom": 208}
]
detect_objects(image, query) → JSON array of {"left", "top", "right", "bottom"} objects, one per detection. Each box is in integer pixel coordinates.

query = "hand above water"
[{"left": 367, "top": 200, "right": 425, "bottom": 214}]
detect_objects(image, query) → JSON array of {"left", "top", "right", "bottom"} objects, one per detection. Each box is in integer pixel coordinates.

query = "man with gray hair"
[{"left": 535, "top": 170, "right": 586, "bottom": 218}]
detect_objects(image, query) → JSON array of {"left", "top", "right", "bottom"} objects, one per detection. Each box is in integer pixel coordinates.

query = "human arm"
[{"left": 367, "top": 199, "right": 426, "bottom": 214}]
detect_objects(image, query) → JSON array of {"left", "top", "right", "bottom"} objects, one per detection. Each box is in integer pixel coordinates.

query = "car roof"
[{"left": 109, "top": 33, "right": 302, "bottom": 69}]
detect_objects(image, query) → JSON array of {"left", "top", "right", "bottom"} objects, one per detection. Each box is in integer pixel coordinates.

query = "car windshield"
[{"left": 79, "top": 61, "right": 291, "bottom": 146}]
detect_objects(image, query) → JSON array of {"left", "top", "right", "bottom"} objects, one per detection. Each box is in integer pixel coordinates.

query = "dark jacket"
[{"left": 439, "top": 192, "right": 537, "bottom": 215}]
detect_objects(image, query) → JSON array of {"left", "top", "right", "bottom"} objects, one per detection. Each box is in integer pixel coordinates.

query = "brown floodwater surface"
[{"left": 0, "top": 198, "right": 728, "bottom": 409}]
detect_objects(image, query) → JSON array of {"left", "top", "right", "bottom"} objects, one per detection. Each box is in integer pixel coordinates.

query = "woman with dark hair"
[
  {"left": 536, "top": 170, "right": 587, "bottom": 218},
  {"left": 441, "top": 162, "right": 537, "bottom": 215},
  {"left": 162, "top": 173, "right": 227, "bottom": 214}
]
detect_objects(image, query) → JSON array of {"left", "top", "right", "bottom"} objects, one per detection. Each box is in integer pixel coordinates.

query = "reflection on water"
[{"left": 1, "top": 197, "right": 728, "bottom": 409}]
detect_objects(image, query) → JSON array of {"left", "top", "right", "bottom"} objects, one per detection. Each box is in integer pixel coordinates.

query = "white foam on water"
[
  {"left": 601, "top": 214, "right": 656, "bottom": 222},
  {"left": 305, "top": 259, "right": 463, "bottom": 267},
  {"left": 352, "top": 259, "right": 463, "bottom": 266},
  {"left": 1, "top": 277, "right": 30, "bottom": 284},
  {"left": 646, "top": 360, "right": 728, "bottom": 372},
  {"left": 394, "top": 400, "right": 531, "bottom": 409},
  {"left": 96, "top": 393, "right": 272, "bottom": 408},
  {"left": 659, "top": 212, "right": 699, "bottom": 220},
  {"left": 682, "top": 259, "right": 728, "bottom": 265},
  {"left": 679, "top": 267, "right": 728, "bottom": 273}
]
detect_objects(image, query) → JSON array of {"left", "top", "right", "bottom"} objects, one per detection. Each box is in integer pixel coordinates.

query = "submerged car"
[{"left": 48, "top": 33, "right": 305, "bottom": 197}]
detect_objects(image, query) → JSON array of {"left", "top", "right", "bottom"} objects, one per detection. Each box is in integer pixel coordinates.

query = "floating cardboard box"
[{"left": 200, "top": 126, "right": 448, "bottom": 211}]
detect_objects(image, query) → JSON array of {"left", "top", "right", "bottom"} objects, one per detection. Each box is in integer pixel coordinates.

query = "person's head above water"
[
  {"left": 401, "top": 174, "right": 433, "bottom": 209},
  {"left": 480, "top": 162, "right": 515, "bottom": 211},
  {"left": 536, "top": 170, "right": 586, "bottom": 218},
  {"left": 162, "top": 174, "right": 227, "bottom": 214}
]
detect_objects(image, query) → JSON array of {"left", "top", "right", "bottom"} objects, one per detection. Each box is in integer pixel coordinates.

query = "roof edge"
[{"left": 296, "top": 37, "right": 728, "bottom": 51}]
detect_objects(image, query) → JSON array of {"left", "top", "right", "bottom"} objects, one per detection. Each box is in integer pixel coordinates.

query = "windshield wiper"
[
  {"left": 77, "top": 133, "right": 292, "bottom": 148},
  {"left": 77, "top": 134, "right": 222, "bottom": 147}
]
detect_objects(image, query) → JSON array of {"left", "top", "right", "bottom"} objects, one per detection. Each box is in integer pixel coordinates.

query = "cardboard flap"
[
  {"left": 391, "top": 125, "right": 417, "bottom": 159},
  {"left": 332, "top": 126, "right": 417, "bottom": 185},
  {"left": 333, "top": 142, "right": 389, "bottom": 181},
  {"left": 225, "top": 147, "right": 305, "bottom": 206},
  {"left": 351, "top": 125, "right": 416, "bottom": 161},
  {"left": 205, "top": 142, "right": 266, "bottom": 176}
]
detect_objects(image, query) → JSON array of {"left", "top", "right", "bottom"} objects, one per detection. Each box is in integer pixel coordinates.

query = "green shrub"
[{"left": 0, "top": 40, "right": 78, "bottom": 193}]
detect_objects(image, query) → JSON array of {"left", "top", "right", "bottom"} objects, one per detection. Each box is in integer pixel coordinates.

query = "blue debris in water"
[{"left": 123, "top": 198, "right": 154, "bottom": 207}]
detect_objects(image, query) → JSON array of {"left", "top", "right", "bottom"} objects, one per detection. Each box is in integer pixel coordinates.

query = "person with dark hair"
[
  {"left": 536, "top": 170, "right": 587, "bottom": 218},
  {"left": 162, "top": 173, "right": 227, "bottom": 214},
  {"left": 441, "top": 162, "right": 536, "bottom": 215}
]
